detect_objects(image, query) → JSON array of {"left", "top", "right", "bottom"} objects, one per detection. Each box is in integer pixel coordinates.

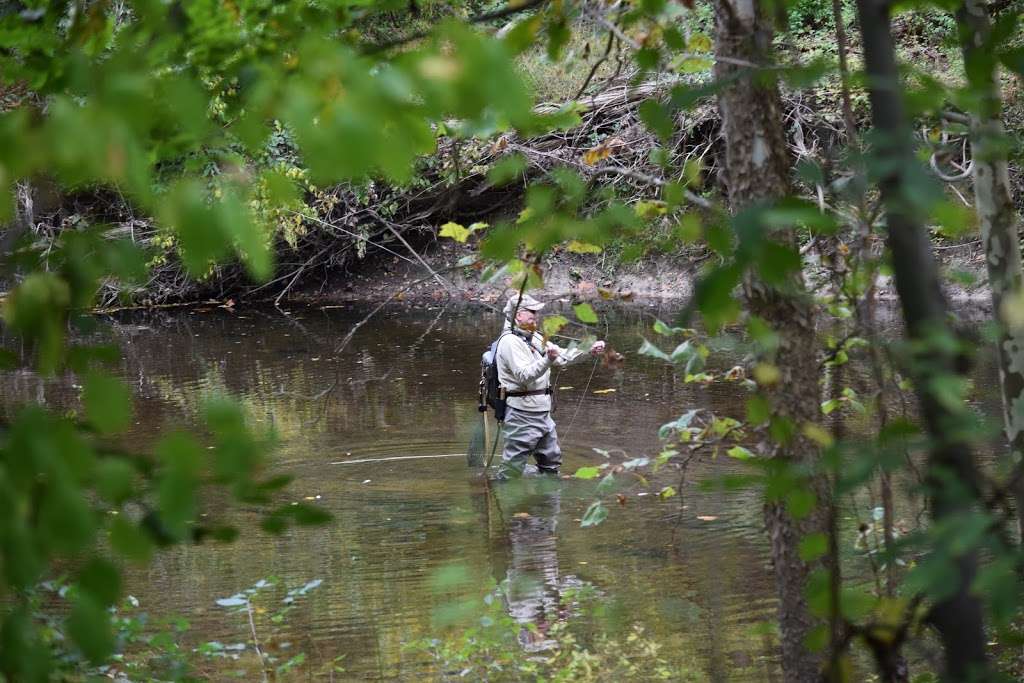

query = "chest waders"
[{"left": 477, "top": 330, "right": 552, "bottom": 470}]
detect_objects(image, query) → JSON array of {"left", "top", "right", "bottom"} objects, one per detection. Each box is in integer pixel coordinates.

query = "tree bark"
[
  {"left": 958, "top": 0, "right": 1024, "bottom": 543},
  {"left": 853, "top": 0, "right": 991, "bottom": 678},
  {"left": 712, "top": 1, "right": 829, "bottom": 679}
]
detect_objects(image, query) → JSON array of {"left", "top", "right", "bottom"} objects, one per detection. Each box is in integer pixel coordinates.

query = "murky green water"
[{"left": 7, "top": 301, "right": 999, "bottom": 680}]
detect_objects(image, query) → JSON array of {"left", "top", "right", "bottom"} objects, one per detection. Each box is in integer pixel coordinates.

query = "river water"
[{"left": 5, "top": 301, "right": 999, "bottom": 680}]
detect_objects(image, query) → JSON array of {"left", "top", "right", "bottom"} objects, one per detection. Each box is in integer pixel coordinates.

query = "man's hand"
[
  {"left": 546, "top": 345, "right": 561, "bottom": 361},
  {"left": 590, "top": 340, "right": 606, "bottom": 357}
]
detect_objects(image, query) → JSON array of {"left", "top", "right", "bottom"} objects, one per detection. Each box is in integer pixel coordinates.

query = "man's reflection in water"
[{"left": 488, "top": 472, "right": 583, "bottom": 652}]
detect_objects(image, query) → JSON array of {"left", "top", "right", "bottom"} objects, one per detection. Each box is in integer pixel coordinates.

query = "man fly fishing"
[{"left": 491, "top": 294, "right": 605, "bottom": 480}]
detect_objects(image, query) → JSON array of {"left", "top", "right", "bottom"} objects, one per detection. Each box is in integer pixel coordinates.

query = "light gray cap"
[{"left": 504, "top": 293, "right": 545, "bottom": 315}]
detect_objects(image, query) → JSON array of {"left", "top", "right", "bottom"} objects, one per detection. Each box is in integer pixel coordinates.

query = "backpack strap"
[{"left": 495, "top": 330, "right": 551, "bottom": 397}]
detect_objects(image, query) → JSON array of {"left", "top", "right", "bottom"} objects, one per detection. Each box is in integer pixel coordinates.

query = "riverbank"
[{"left": 280, "top": 233, "right": 992, "bottom": 309}]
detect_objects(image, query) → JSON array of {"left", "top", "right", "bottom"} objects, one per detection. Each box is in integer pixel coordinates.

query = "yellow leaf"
[
  {"left": 696, "top": 515, "right": 718, "bottom": 521},
  {"left": 543, "top": 315, "right": 569, "bottom": 336},
  {"left": 687, "top": 33, "right": 713, "bottom": 52},
  {"left": 802, "top": 422, "right": 834, "bottom": 447},
  {"left": 752, "top": 363, "right": 782, "bottom": 386},
  {"left": 439, "top": 222, "right": 470, "bottom": 243},
  {"left": 634, "top": 201, "right": 668, "bottom": 220},
  {"left": 581, "top": 137, "right": 625, "bottom": 166},
  {"left": 567, "top": 240, "right": 602, "bottom": 254},
  {"left": 582, "top": 146, "right": 611, "bottom": 166},
  {"left": 593, "top": 388, "right": 617, "bottom": 394},
  {"left": 513, "top": 512, "right": 531, "bottom": 518}
]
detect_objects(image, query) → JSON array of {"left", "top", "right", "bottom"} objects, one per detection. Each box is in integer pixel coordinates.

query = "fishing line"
[
  {"left": 330, "top": 453, "right": 465, "bottom": 465},
  {"left": 560, "top": 315, "right": 608, "bottom": 438},
  {"left": 561, "top": 356, "right": 599, "bottom": 438}
]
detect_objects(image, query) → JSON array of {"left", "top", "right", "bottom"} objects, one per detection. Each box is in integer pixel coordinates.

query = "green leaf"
[
  {"left": 83, "top": 372, "right": 132, "bottom": 434},
  {"left": 542, "top": 315, "right": 569, "bottom": 337},
  {"left": 574, "top": 466, "right": 602, "bottom": 480},
  {"left": 77, "top": 558, "right": 121, "bottom": 607},
  {"left": 580, "top": 501, "right": 608, "bottom": 527},
  {"left": 39, "top": 481, "right": 95, "bottom": 554},
  {"left": 638, "top": 99, "right": 674, "bottom": 141},
  {"left": 596, "top": 472, "right": 617, "bottom": 494},
  {"left": 696, "top": 265, "right": 742, "bottom": 332},
  {"left": 109, "top": 517, "right": 153, "bottom": 563},
  {"left": 291, "top": 503, "right": 332, "bottom": 525},
  {"left": 727, "top": 446, "right": 754, "bottom": 460},
  {"left": 68, "top": 595, "right": 114, "bottom": 664},
  {"left": 160, "top": 181, "right": 229, "bottom": 277},
  {"left": 487, "top": 153, "right": 527, "bottom": 185},
  {"left": 95, "top": 458, "right": 135, "bottom": 505},
  {"left": 786, "top": 488, "right": 817, "bottom": 519},
  {"left": 746, "top": 395, "right": 771, "bottom": 425},
  {"left": 156, "top": 432, "right": 204, "bottom": 540},
  {"left": 573, "top": 303, "right": 598, "bottom": 324},
  {"left": 638, "top": 338, "right": 672, "bottom": 362},
  {"left": 799, "top": 533, "right": 828, "bottom": 561},
  {"left": 756, "top": 241, "right": 802, "bottom": 286}
]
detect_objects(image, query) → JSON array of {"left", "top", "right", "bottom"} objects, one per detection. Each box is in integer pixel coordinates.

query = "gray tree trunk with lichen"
[
  {"left": 712, "top": 0, "right": 829, "bottom": 679},
  {"left": 959, "top": 0, "right": 1024, "bottom": 541}
]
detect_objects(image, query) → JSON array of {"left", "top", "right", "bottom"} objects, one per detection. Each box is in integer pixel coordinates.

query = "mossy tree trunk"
[
  {"left": 958, "top": 0, "right": 1024, "bottom": 543},
  {"left": 712, "top": 1, "right": 829, "bottom": 679}
]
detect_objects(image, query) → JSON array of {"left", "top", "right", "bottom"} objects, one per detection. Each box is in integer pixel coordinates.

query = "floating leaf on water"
[
  {"left": 592, "top": 388, "right": 616, "bottom": 395},
  {"left": 621, "top": 457, "right": 650, "bottom": 470},
  {"left": 215, "top": 596, "right": 248, "bottom": 608},
  {"left": 559, "top": 386, "right": 575, "bottom": 390},
  {"left": 696, "top": 515, "right": 718, "bottom": 521},
  {"left": 574, "top": 466, "right": 602, "bottom": 480},
  {"left": 513, "top": 512, "right": 531, "bottom": 518},
  {"left": 580, "top": 501, "right": 608, "bottom": 527}
]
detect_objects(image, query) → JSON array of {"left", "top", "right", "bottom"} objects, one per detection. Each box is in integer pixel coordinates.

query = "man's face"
[{"left": 515, "top": 308, "right": 538, "bottom": 331}]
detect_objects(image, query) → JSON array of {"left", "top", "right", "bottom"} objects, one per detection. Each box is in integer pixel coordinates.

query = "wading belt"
[{"left": 505, "top": 387, "right": 553, "bottom": 398}]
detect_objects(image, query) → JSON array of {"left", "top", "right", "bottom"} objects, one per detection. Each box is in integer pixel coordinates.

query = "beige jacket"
[{"left": 495, "top": 324, "right": 584, "bottom": 412}]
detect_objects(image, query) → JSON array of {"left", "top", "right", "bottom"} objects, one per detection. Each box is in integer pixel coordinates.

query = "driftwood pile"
[{"left": 13, "top": 77, "right": 852, "bottom": 307}]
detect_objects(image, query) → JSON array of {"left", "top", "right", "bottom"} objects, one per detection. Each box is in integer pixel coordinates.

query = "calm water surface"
[{"left": 13, "top": 301, "right": 983, "bottom": 680}]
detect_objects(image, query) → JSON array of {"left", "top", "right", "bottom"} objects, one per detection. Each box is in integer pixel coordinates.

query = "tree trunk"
[
  {"left": 958, "top": 0, "right": 1024, "bottom": 543},
  {"left": 712, "top": 1, "right": 829, "bottom": 679},
  {"left": 853, "top": 0, "right": 991, "bottom": 678}
]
